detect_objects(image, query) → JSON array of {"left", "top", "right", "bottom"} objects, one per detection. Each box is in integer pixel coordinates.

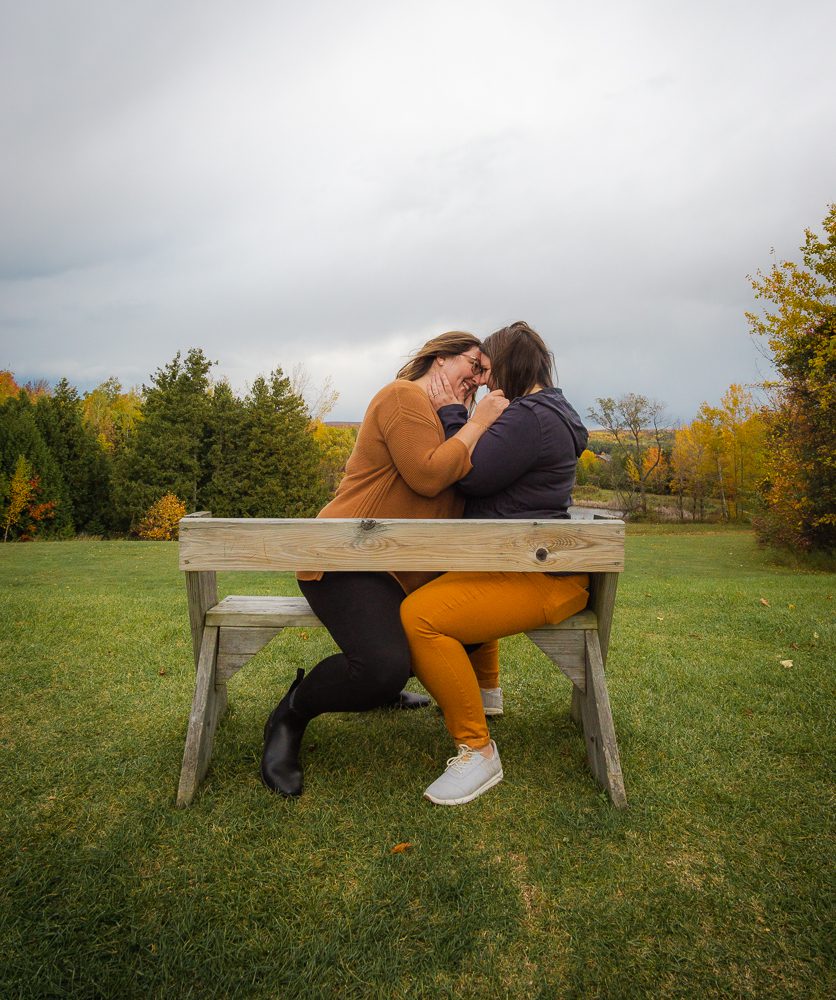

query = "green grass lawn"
[{"left": 1, "top": 528, "right": 833, "bottom": 999}]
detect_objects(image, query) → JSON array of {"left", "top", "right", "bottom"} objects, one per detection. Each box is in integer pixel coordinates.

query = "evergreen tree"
[
  {"left": 237, "top": 370, "right": 328, "bottom": 517},
  {"left": 202, "top": 379, "right": 247, "bottom": 516},
  {"left": 113, "top": 349, "right": 214, "bottom": 528},
  {"left": 0, "top": 392, "right": 71, "bottom": 537},
  {"left": 34, "top": 379, "right": 112, "bottom": 533}
]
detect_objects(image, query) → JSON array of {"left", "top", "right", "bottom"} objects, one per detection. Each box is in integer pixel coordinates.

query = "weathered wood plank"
[
  {"left": 573, "top": 571, "right": 620, "bottom": 726},
  {"left": 589, "top": 572, "right": 619, "bottom": 666},
  {"left": 525, "top": 629, "right": 586, "bottom": 690},
  {"left": 179, "top": 517, "right": 625, "bottom": 574},
  {"left": 216, "top": 625, "right": 285, "bottom": 683},
  {"left": 218, "top": 626, "right": 283, "bottom": 655},
  {"left": 580, "top": 631, "right": 627, "bottom": 808},
  {"left": 206, "top": 596, "right": 598, "bottom": 632},
  {"left": 185, "top": 571, "right": 218, "bottom": 669},
  {"left": 183, "top": 511, "right": 217, "bottom": 671},
  {"left": 217, "top": 654, "right": 254, "bottom": 682},
  {"left": 176, "top": 626, "right": 220, "bottom": 807},
  {"left": 206, "top": 597, "right": 323, "bottom": 628}
]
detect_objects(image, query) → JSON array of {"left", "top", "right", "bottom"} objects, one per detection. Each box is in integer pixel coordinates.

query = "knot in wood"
[
  {"left": 360, "top": 519, "right": 377, "bottom": 532},
  {"left": 535, "top": 547, "right": 549, "bottom": 562}
]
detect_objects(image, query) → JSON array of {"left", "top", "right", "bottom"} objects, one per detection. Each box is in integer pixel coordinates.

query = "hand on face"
[
  {"left": 425, "top": 370, "right": 462, "bottom": 409},
  {"left": 472, "top": 388, "right": 509, "bottom": 428}
]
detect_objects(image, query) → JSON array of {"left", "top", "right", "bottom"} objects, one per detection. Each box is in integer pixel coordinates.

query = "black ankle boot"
[{"left": 261, "top": 668, "right": 309, "bottom": 797}]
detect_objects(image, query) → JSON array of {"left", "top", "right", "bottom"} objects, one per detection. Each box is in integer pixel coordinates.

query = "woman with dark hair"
[
  {"left": 401, "top": 321, "right": 590, "bottom": 805},
  {"left": 261, "top": 330, "right": 508, "bottom": 797}
]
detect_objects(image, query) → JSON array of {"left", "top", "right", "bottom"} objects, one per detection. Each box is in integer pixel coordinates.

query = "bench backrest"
[
  {"left": 178, "top": 515, "right": 625, "bottom": 574},
  {"left": 178, "top": 513, "right": 625, "bottom": 671}
]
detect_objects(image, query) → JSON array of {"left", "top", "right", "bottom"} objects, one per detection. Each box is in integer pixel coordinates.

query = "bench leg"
[
  {"left": 578, "top": 630, "right": 627, "bottom": 808},
  {"left": 176, "top": 625, "right": 221, "bottom": 807}
]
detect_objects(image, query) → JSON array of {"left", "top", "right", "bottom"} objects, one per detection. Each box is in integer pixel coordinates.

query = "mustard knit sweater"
[{"left": 298, "top": 379, "right": 472, "bottom": 589}]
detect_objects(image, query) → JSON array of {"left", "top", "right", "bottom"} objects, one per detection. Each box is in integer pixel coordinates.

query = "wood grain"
[
  {"left": 180, "top": 517, "right": 625, "bottom": 574},
  {"left": 206, "top": 596, "right": 598, "bottom": 631},
  {"left": 580, "top": 630, "right": 627, "bottom": 808},
  {"left": 216, "top": 625, "right": 284, "bottom": 682},
  {"left": 525, "top": 629, "right": 587, "bottom": 690},
  {"left": 176, "top": 625, "right": 220, "bottom": 807}
]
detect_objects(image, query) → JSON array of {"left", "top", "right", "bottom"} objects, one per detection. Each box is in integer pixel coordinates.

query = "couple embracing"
[{"left": 261, "top": 320, "right": 589, "bottom": 805}]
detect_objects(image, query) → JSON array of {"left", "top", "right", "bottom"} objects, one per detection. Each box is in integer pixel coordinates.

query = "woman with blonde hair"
[
  {"left": 261, "top": 330, "right": 508, "bottom": 796},
  {"left": 401, "top": 321, "right": 590, "bottom": 805}
]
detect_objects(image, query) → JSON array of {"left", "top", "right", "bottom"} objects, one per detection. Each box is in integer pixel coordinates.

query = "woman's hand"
[
  {"left": 470, "top": 389, "right": 509, "bottom": 429},
  {"left": 426, "top": 370, "right": 467, "bottom": 409}
]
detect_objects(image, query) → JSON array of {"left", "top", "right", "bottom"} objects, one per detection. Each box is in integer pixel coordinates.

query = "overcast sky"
[{"left": 1, "top": 0, "right": 834, "bottom": 422}]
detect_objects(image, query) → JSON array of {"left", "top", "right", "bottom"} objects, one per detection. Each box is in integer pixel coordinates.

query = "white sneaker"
[
  {"left": 423, "top": 741, "right": 503, "bottom": 805},
  {"left": 481, "top": 687, "right": 504, "bottom": 717}
]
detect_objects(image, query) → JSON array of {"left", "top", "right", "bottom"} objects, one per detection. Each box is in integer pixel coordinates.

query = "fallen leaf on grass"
[
  {"left": 158, "top": 668, "right": 167, "bottom": 676},
  {"left": 759, "top": 598, "right": 770, "bottom": 607},
  {"left": 390, "top": 842, "right": 413, "bottom": 854},
  {"left": 780, "top": 660, "right": 793, "bottom": 669}
]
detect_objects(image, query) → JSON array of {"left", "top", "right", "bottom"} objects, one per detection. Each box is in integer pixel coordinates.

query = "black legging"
[{"left": 294, "top": 572, "right": 412, "bottom": 716}]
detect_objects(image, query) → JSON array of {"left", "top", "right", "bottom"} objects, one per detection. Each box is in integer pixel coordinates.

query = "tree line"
[
  {"left": 578, "top": 204, "right": 834, "bottom": 554},
  {"left": 577, "top": 384, "right": 768, "bottom": 524},
  {"left": 1, "top": 206, "right": 832, "bottom": 552},
  {"left": 0, "top": 350, "right": 355, "bottom": 541}
]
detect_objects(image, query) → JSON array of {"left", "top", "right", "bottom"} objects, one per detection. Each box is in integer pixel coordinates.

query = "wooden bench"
[{"left": 176, "top": 513, "right": 627, "bottom": 808}]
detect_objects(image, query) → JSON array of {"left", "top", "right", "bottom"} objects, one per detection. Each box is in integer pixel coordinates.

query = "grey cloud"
[{"left": 1, "top": 0, "right": 834, "bottom": 423}]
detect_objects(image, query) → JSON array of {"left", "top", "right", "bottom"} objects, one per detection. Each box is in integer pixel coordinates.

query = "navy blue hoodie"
[{"left": 438, "top": 387, "right": 588, "bottom": 519}]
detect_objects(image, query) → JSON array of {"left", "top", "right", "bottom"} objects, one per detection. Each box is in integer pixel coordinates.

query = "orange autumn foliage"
[{"left": 137, "top": 493, "right": 187, "bottom": 541}]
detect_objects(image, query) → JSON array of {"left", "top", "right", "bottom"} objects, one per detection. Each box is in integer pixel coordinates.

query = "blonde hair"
[{"left": 396, "top": 331, "right": 482, "bottom": 381}]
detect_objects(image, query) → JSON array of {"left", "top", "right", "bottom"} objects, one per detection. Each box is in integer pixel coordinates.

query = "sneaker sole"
[
  {"left": 423, "top": 768, "right": 504, "bottom": 806},
  {"left": 482, "top": 706, "right": 503, "bottom": 717}
]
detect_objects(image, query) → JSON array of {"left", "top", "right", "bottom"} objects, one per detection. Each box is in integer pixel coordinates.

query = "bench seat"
[
  {"left": 207, "top": 595, "right": 598, "bottom": 630},
  {"left": 208, "top": 595, "right": 599, "bottom": 692}
]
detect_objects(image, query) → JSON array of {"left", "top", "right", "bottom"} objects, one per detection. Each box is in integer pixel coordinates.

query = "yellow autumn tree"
[
  {"left": 671, "top": 386, "right": 767, "bottom": 521},
  {"left": 746, "top": 204, "right": 835, "bottom": 551},
  {"left": 575, "top": 449, "right": 601, "bottom": 486},
  {"left": 717, "top": 385, "right": 768, "bottom": 521},
  {"left": 137, "top": 493, "right": 187, "bottom": 540},
  {"left": 3, "top": 456, "right": 34, "bottom": 541},
  {"left": 627, "top": 446, "right": 668, "bottom": 494},
  {"left": 311, "top": 421, "right": 356, "bottom": 495},
  {"left": 82, "top": 378, "right": 143, "bottom": 452},
  {"left": 670, "top": 422, "right": 714, "bottom": 520}
]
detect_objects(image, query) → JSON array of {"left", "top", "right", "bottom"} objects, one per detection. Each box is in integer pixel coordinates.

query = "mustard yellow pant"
[{"left": 400, "top": 572, "right": 589, "bottom": 749}]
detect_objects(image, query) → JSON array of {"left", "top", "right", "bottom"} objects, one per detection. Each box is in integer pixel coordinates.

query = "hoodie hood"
[{"left": 519, "top": 387, "right": 588, "bottom": 458}]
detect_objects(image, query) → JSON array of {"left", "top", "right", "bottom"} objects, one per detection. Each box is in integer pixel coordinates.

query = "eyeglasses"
[{"left": 459, "top": 353, "right": 487, "bottom": 376}]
